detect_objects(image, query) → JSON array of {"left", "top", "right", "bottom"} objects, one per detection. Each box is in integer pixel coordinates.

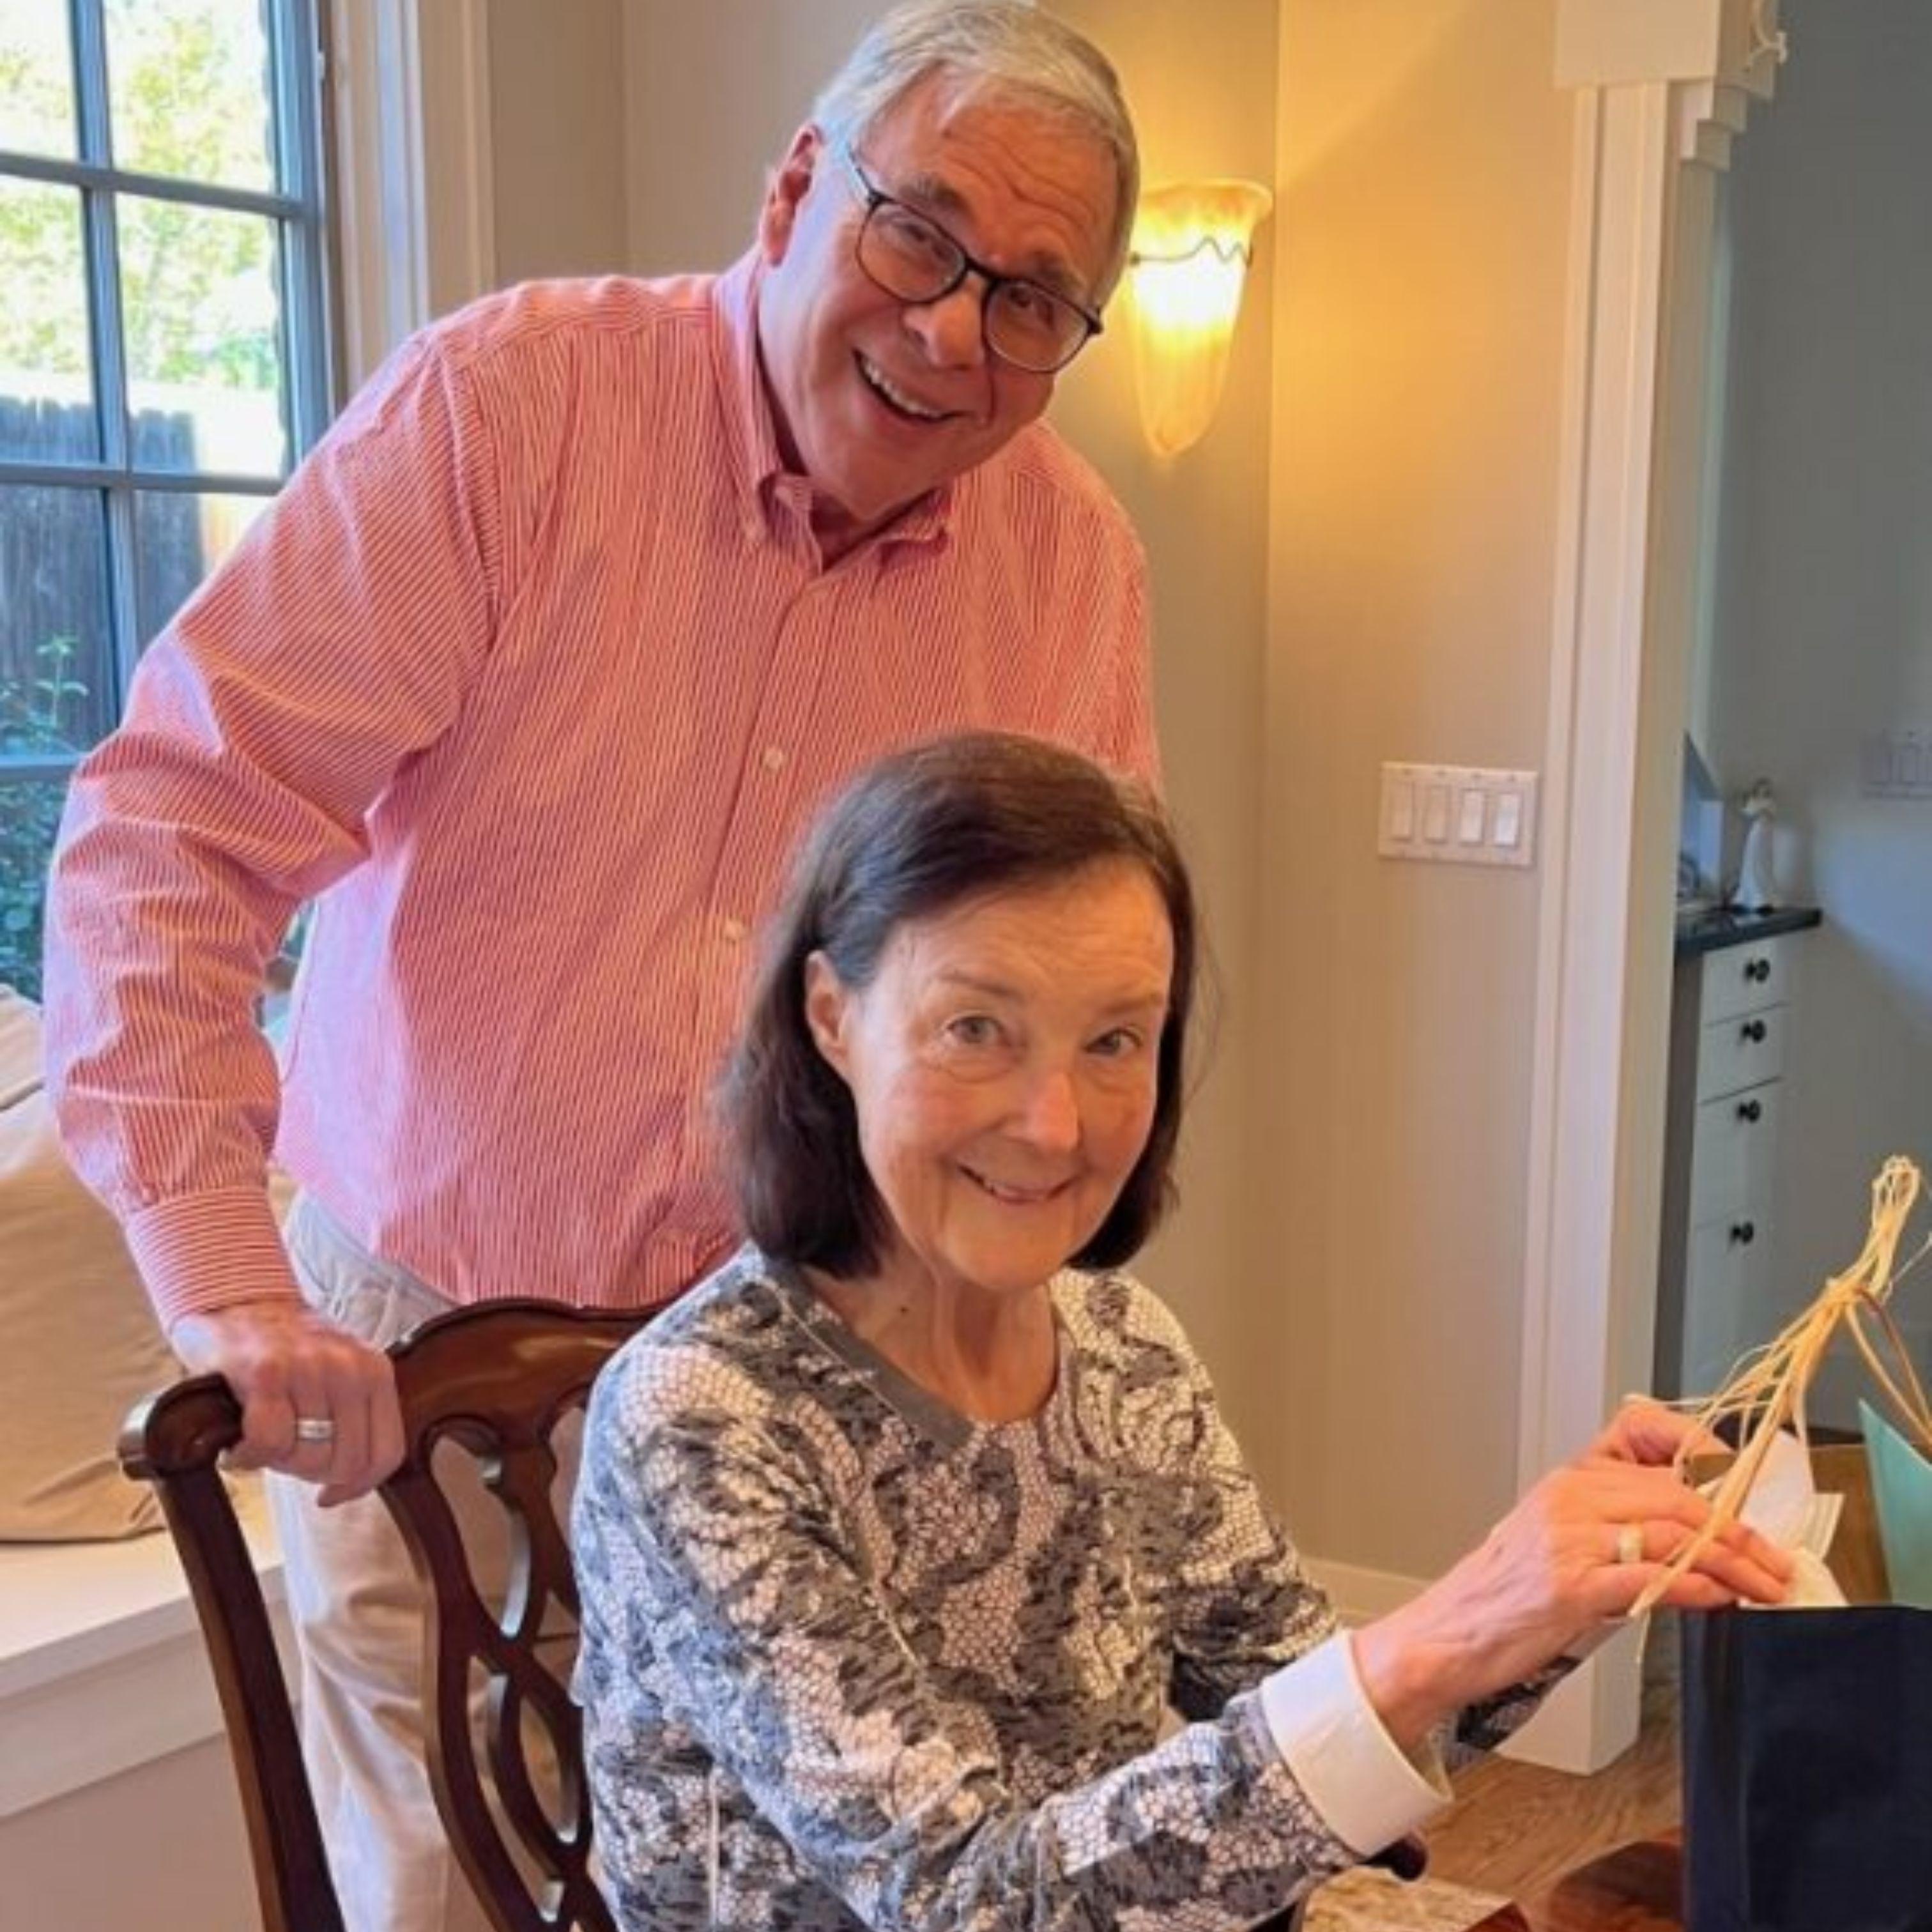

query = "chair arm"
[{"left": 118, "top": 1372, "right": 243, "bottom": 1481}]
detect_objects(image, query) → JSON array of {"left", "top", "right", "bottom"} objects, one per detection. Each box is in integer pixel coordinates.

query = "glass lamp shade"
[{"left": 1126, "top": 180, "right": 1274, "bottom": 458}]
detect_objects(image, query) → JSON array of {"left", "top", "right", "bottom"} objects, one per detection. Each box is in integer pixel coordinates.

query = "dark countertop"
[{"left": 1674, "top": 903, "right": 1821, "bottom": 957}]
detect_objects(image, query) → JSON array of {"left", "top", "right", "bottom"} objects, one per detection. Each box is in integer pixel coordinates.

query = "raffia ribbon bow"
[{"left": 1634, "top": 1154, "right": 1929, "bottom": 1615}]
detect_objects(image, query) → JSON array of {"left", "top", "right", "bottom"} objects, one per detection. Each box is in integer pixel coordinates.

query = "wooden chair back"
[{"left": 119, "top": 1298, "right": 645, "bottom": 1932}]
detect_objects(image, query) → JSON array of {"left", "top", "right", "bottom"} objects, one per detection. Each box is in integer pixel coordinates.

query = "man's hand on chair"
[{"left": 169, "top": 1300, "right": 406, "bottom": 1504}]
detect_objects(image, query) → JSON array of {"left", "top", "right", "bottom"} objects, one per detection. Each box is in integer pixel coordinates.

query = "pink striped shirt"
[{"left": 44, "top": 255, "right": 1155, "bottom": 1330}]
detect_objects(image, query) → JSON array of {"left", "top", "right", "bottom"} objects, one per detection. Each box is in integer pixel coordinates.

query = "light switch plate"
[
  {"left": 1862, "top": 728, "right": 1932, "bottom": 799},
  {"left": 1379, "top": 763, "right": 1539, "bottom": 868}
]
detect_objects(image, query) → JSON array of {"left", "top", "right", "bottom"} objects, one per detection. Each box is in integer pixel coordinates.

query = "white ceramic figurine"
[{"left": 1735, "top": 778, "right": 1781, "bottom": 912}]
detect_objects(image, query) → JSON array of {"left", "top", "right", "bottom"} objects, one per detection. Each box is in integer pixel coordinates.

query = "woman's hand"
[
  {"left": 1583, "top": 1395, "right": 1721, "bottom": 1469},
  {"left": 1350, "top": 1409, "right": 1791, "bottom": 1753}
]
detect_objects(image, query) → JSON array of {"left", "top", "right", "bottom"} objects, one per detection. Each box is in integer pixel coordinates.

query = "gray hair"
[{"left": 810, "top": 0, "right": 1140, "bottom": 302}]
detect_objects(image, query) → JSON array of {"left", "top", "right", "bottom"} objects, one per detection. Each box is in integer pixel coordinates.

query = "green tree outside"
[
  {"left": 0, "top": 0, "right": 279, "bottom": 389},
  {"left": 0, "top": 638, "right": 86, "bottom": 997},
  {"left": 2, "top": 0, "right": 286, "bottom": 999}
]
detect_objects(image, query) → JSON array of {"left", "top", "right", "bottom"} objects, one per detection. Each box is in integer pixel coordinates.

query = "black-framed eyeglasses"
[{"left": 832, "top": 141, "right": 1103, "bottom": 376}]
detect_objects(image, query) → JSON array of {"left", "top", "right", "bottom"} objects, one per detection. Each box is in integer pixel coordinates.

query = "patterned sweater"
[{"left": 573, "top": 1248, "right": 1549, "bottom": 1930}]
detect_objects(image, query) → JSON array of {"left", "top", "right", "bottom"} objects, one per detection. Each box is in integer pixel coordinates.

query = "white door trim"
[
  {"left": 1516, "top": 0, "right": 1779, "bottom": 1774},
  {"left": 326, "top": 0, "right": 496, "bottom": 390}
]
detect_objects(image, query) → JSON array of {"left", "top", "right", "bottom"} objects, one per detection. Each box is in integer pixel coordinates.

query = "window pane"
[
  {"left": 105, "top": 0, "right": 275, "bottom": 193},
  {"left": 0, "top": 177, "right": 98, "bottom": 461},
  {"left": 121, "top": 195, "right": 286, "bottom": 476},
  {"left": 0, "top": 0, "right": 77, "bottom": 160},
  {"left": 135, "top": 487, "right": 272, "bottom": 644},
  {"left": 0, "top": 767, "right": 72, "bottom": 1000},
  {"left": 0, "top": 487, "right": 114, "bottom": 750}
]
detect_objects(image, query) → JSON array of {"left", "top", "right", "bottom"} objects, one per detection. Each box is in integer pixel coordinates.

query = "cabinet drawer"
[
  {"left": 1682, "top": 1209, "right": 1776, "bottom": 1396},
  {"left": 1689, "top": 1080, "right": 1782, "bottom": 1226},
  {"left": 1700, "top": 934, "right": 1794, "bottom": 1023},
  {"left": 1695, "top": 1002, "right": 1787, "bottom": 1100}
]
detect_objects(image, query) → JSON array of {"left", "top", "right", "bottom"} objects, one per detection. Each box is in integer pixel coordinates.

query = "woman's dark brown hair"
[{"left": 721, "top": 730, "right": 1197, "bottom": 1278}]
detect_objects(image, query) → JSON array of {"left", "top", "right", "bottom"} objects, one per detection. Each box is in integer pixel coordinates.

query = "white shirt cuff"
[{"left": 1257, "top": 1632, "right": 1451, "bottom": 1859}]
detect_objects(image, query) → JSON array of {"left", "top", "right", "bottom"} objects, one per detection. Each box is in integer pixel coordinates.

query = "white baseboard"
[{"left": 1301, "top": 1554, "right": 1421, "bottom": 1627}]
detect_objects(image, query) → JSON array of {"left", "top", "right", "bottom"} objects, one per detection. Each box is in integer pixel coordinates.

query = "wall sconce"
[{"left": 1126, "top": 180, "right": 1275, "bottom": 458}]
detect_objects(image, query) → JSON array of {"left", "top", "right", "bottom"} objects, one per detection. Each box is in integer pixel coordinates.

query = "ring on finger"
[
  {"left": 1613, "top": 1522, "right": 1644, "bottom": 1567},
  {"left": 293, "top": 1416, "right": 337, "bottom": 1445}
]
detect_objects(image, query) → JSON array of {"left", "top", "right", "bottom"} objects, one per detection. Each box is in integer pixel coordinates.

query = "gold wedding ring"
[{"left": 1614, "top": 1522, "right": 1644, "bottom": 1567}]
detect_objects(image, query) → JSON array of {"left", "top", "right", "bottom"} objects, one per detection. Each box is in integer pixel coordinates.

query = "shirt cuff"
[
  {"left": 1257, "top": 1631, "right": 1452, "bottom": 1859},
  {"left": 126, "top": 1184, "right": 303, "bottom": 1330}
]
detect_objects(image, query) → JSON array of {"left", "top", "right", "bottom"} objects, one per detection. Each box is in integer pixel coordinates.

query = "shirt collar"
[{"left": 709, "top": 249, "right": 957, "bottom": 558}]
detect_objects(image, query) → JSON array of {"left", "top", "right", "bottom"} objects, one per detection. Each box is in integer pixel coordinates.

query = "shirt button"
[
  {"left": 720, "top": 916, "right": 748, "bottom": 946},
  {"left": 761, "top": 744, "right": 787, "bottom": 772}
]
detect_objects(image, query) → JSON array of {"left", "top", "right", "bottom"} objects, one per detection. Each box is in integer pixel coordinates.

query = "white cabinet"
[{"left": 1654, "top": 923, "right": 1814, "bottom": 1400}]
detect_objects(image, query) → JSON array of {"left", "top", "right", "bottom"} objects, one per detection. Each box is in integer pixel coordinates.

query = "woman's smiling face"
[{"left": 804, "top": 858, "right": 1172, "bottom": 1305}]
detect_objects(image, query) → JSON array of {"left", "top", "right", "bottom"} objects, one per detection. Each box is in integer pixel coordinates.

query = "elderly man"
[{"left": 43, "top": 4, "right": 1152, "bottom": 1928}]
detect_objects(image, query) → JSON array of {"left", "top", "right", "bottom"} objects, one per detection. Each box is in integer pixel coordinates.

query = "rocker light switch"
[
  {"left": 1379, "top": 763, "right": 1538, "bottom": 868},
  {"left": 1388, "top": 777, "right": 1416, "bottom": 840},
  {"left": 1492, "top": 790, "right": 1523, "bottom": 848},
  {"left": 1422, "top": 784, "right": 1452, "bottom": 843}
]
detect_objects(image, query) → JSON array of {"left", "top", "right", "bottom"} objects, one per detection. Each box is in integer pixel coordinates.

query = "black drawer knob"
[
  {"left": 1741, "top": 1019, "right": 1768, "bottom": 1044},
  {"left": 1736, "top": 1099, "right": 1763, "bottom": 1123},
  {"left": 1744, "top": 958, "right": 1772, "bottom": 984},
  {"left": 1729, "top": 1221, "right": 1757, "bottom": 1246}
]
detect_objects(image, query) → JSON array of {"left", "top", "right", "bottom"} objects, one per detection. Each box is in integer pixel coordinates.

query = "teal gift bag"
[{"left": 1861, "top": 1399, "right": 1932, "bottom": 1611}]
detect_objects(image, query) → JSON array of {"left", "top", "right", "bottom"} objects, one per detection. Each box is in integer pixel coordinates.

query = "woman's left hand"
[
  {"left": 1583, "top": 1395, "right": 1721, "bottom": 1469},
  {"left": 1350, "top": 1414, "right": 1791, "bottom": 1751}
]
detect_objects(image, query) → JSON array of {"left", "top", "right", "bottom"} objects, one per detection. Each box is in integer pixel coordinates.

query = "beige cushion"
[{"left": 0, "top": 985, "right": 180, "bottom": 1541}]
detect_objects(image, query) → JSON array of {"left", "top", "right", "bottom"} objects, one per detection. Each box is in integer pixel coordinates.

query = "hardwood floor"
[{"left": 1421, "top": 1616, "right": 1683, "bottom": 1902}]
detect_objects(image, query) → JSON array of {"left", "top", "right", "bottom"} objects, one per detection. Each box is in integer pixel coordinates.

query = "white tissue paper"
[{"left": 1716, "top": 1429, "right": 1847, "bottom": 1610}]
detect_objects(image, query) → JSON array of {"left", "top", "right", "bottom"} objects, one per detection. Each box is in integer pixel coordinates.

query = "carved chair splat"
[{"left": 120, "top": 1298, "right": 645, "bottom": 1932}]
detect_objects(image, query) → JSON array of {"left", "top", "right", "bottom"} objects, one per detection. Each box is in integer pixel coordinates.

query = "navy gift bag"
[{"left": 1680, "top": 1604, "right": 1932, "bottom": 1931}]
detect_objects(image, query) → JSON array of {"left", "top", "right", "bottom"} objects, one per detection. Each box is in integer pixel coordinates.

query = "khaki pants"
[{"left": 268, "top": 1193, "right": 581, "bottom": 1932}]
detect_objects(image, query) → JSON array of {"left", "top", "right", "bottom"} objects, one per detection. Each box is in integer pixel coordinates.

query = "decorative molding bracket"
[
  {"left": 1558, "top": 0, "right": 1782, "bottom": 164},
  {"left": 1555, "top": 0, "right": 1782, "bottom": 93}
]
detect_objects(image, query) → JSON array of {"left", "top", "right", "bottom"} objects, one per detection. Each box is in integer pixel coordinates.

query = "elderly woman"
[{"left": 572, "top": 732, "right": 1787, "bottom": 1931}]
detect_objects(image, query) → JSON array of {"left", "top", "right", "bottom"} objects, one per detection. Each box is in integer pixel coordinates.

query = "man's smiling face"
[{"left": 753, "top": 78, "right": 1117, "bottom": 556}]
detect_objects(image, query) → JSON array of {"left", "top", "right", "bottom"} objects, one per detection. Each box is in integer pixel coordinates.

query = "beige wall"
[
  {"left": 1045, "top": 0, "right": 1282, "bottom": 1472},
  {"left": 1262, "top": 0, "right": 1574, "bottom": 1575},
  {"left": 620, "top": 0, "right": 881, "bottom": 275},
  {"left": 485, "top": 0, "right": 628, "bottom": 281}
]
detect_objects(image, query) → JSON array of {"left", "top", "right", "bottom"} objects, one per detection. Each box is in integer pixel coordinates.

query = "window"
[{"left": 0, "top": 0, "right": 332, "bottom": 998}]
